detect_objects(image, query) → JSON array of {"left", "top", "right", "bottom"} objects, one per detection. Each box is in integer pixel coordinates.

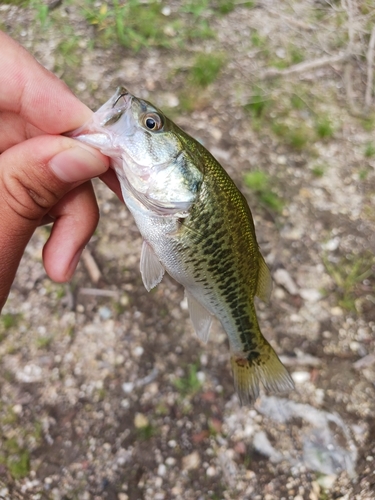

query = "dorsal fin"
[{"left": 256, "top": 253, "right": 272, "bottom": 303}]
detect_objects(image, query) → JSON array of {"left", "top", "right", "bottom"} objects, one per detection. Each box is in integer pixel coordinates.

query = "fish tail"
[{"left": 230, "top": 340, "right": 294, "bottom": 406}]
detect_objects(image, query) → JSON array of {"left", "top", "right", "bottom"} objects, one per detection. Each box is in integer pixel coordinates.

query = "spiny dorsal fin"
[
  {"left": 186, "top": 291, "right": 213, "bottom": 344},
  {"left": 256, "top": 253, "right": 273, "bottom": 303},
  {"left": 140, "top": 241, "right": 165, "bottom": 292}
]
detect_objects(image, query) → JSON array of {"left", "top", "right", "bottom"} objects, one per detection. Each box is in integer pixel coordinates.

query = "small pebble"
[
  {"left": 206, "top": 466, "right": 216, "bottom": 476},
  {"left": 134, "top": 413, "right": 149, "bottom": 428},
  {"left": 133, "top": 346, "right": 144, "bottom": 357},
  {"left": 122, "top": 383, "right": 134, "bottom": 393},
  {"left": 316, "top": 474, "right": 337, "bottom": 490},
  {"left": 292, "top": 371, "right": 311, "bottom": 384},
  {"left": 161, "top": 5, "right": 171, "bottom": 15},
  {"left": 12, "top": 404, "right": 22, "bottom": 415},
  {"left": 157, "top": 464, "right": 166, "bottom": 476},
  {"left": 182, "top": 451, "right": 200, "bottom": 470}
]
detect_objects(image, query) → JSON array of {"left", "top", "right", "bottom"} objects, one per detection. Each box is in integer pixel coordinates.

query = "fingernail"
[{"left": 50, "top": 146, "right": 108, "bottom": 183}]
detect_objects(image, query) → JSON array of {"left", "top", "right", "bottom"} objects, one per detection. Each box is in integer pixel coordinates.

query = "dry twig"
[
  {"left": 79, "top": 288, "right": 120, "bottom": 298},
  {"left": 81, "top": 248, "right": 102, "bottom": 284},
  {"left": 365, "top": 26, "right": 375, "bottom": 110},
  {"left": 265, "top": 6, "right": 317, "bottom": 32},
  {"left": 260, "top": 53, "right": 351, "bottom": 80}
]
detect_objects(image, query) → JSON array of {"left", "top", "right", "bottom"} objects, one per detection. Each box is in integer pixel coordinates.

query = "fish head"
[{"left": 70, "top": 87, "right": 203, "bottom": 216}]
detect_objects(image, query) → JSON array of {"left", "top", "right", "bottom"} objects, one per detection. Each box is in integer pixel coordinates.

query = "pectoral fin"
[
  {"left": 186, "top": 291, "right": 213, "bottom": 344},
  {"left": 140, "top": 241, "right": 165, "bottom": 292}
]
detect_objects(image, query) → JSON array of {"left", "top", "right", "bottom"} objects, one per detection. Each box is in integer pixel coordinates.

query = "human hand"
[{"left": 0, "top": 31, "right": 117, "bottom": 310}]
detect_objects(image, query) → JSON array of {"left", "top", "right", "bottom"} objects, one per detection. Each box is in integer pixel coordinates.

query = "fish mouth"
[
  {"left": 99, "top": 87, "right": 133, "bottom": 127},
  {"left": 67, "top": 86, "right": 134, "bottom": 140},
  {"left": 112, "top": 86, "right": 131, "bottom": 107}
]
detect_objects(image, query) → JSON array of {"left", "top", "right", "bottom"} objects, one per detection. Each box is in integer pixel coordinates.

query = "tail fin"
[{"left": 230, "top": 343, "right": 294, "bottom": 406}]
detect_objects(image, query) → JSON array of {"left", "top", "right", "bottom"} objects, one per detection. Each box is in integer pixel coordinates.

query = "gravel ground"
[{"left": 1, "top": 1, "right": 375, "bottom": 499}]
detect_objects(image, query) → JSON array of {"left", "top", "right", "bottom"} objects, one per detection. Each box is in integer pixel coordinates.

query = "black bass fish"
[{"left": 69, "top": 87, "right": 294, "bottom": 405}]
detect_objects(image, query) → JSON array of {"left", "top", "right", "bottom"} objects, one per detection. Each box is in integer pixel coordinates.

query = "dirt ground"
[{"left": 1, "top": 1, "right": 375, "bottom": 499}]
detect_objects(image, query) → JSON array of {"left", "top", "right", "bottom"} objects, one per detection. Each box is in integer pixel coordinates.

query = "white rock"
[
  {"left": 161, "top": 5, "right": 171, "bottom": 16},
  {"left": 317, "top": 474, "right": 337, "bottom": 490},
  {"left": 182, "top": 451, "right": 201, "bottom": 470},
  {"left": 157, "top": 464, "right": 167, "bottom": 476},
  {"left": 133, "top": 346, "right": 144, "bottom": 357},
  {"left": 322, "top": 237, "right": 340, "bottom": 251},
  {"left": 273, "top": 268, "right": 299, "bottom": 295},
  {"left": 292, "top": 371, "right": 311, "bottom": 384},
  {"left": 134, "top": 413, "right": 149, "bottom": 428},
  {"left": 16, "top": 364, "right": 43, "bottom": 383},
  {"left": 300, "top": 289, "right": 322, "bottom": 303},
  {"left": 12, "top": 404, "right": 22, "bottom": 415},
  {"left": 122, "top": 382, "right": 134, "bottom": 393},
  {"left": 206, "top": 466, "right": 216, "bottom": 476}
]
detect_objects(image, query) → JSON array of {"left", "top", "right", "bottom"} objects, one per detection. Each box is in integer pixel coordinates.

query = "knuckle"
[{"left": 1, "top": 166, "right": 60, "bottom": 221}]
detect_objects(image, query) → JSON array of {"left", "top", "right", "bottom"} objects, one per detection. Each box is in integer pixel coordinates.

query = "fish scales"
[{"left": 69, "top": 87, "right": 294, "bottom": 405}]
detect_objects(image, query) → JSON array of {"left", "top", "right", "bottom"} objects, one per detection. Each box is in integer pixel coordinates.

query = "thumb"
[{"left": 0, "top": 135, "right": 108, "bottom": 309}]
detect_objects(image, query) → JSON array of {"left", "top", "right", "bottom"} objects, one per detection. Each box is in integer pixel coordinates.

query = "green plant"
[
  {"left": 250, "top": 30, "right": 268, "bottom": 50},
  {"left": 177, "top": 90, "right": 197, "bottom": 113},
  {"left": 290, "top": 45, "right": 305, "bottom": 64},
  {"left": 244, "top": 171, "right": 284, "bottom": 213},
  {"left": 190, "top": 52, "right": 226, "bottom": 87},
  {"left": 54, "top": 26, "right": 81, "bottom": 76},
  {"left": 315, "top": 116, "right": 335, "bottom": 139},
  {"left": 1, "top": 0, "right": 29, "bottom": 5},
  {"left": 36, "top": 336, "right": 53, "bottom": 349},
  {"left": 136, "top": 423, "right": 156, "bottom": 440},
  {"left": 311, "top": 164, "right": 326, "bottom": 177},
  {"left": 181, "top": 0, "right": 210, "bottom": 17},
  {"left": 323, "top": 252, "right": 374, "bottom": 311},
  {"left": 361, "top": 115, "right": 375, "bottom": 131},
  {"left": 215, "top": 0, "right": 255, "bottom": 15},
  {"left": 244, "top": 170, "right": 268, "bottom": 191},
  {"left": 0, "top": 438, "right": 30, "bottom": 479},
  {"left": 364, "top": 141, "right": 375, "bottom": 157},
  {"left": 82, "top": 0, "right": 176, "bottom": 51},
  {"left": 271, "top": 120, "right": 311, "bottom": 150},
  {"left": 359, "top": 168, "right": 371, "bottom": 180},
  {"left": 290, "top": 93, "right": 306, "bottom": 110},
  {"left": 173, "top": 364, "right": 203, "bottom": 396},
  {"left": 1, "top": 313, "right": 22, "bottom": 329},
  {"left": 244, "top": 87, "right": 272, "bottom": 119},
  {"left": 216, "top": 0, "right": 236, "bottom": 14},
  {"left": 30, "top": 0, "right": 50, "bottom": 27}
]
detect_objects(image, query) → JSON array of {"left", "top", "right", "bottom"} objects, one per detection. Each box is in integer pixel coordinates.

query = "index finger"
[{"left": 0, "top": 31, "right": 92, "bottom": 134}]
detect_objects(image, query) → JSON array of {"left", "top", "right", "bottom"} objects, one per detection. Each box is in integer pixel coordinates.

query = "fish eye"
[{"left": 143, "top": 113, "right": 163, "bottom": 131}]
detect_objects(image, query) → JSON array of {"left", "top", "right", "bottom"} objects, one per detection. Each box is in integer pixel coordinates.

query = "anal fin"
[
  {"left": 186, "top": 291, "right": 213, "bottom": 344},
  {"left": 140, "top": 241, "right": 165, "bottom": 292}
]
